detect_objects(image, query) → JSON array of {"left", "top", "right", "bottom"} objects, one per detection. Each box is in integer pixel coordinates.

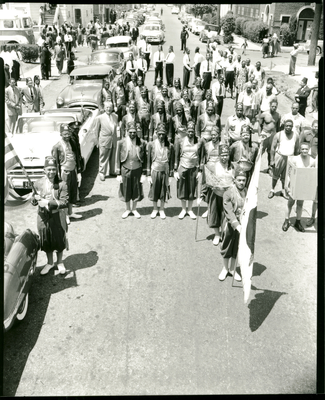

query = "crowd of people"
[{"left": 5, "top": 8, "right": 318, "bottom": 281}]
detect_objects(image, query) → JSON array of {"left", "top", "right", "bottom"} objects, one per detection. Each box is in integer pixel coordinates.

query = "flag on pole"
[
  {"left": 238, "top": 146, "right": 263, "bottom": 304},
  {"left": 4, "top": 133, "right": 33, "bottom": 206}
]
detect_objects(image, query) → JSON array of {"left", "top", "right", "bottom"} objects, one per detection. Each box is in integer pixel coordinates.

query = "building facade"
[{"left": 232, "top": 2, "right": 316, "bottom": 41}]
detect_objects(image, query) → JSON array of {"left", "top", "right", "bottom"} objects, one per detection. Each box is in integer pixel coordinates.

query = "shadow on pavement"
[
  {"left": 79, "top": 148, "right": 99, "bottom": 200},
  {"left": 2, "top": 251, "right": 98, "bottom": 396},
  {"left": 257, "top": 211, "right": 268, "bottom": 219},
  {"left": 248, "top": 285, "right": 287, "bottom": 332},
  {"left": 252, "top": 262, "right": 267, "bottom": 277},
  {"left": 81, "top": 194, "right": 110, "bottom": 206},
  {"left": 69, "top": 207, "right": 103, "bottom": 221}
]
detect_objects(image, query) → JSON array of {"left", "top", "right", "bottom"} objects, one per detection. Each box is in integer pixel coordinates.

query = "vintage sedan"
[
  {"left": 56, "top": 64, "right": 118, "bottom": 109},
  {"left": 7, "top": 108, "right": 99, "bottom": 191},
  {"left": 141, "top": 24, "right": 165, "bottom": 44},
  {"left": 105, "top": 35, "right": 137, "bottom": 60},
  {"left": 145, "top": 16, "right": 165, "bottom": 31},
  {"left": 4, "top": 222, "right": 40, "bottom": 331},
  {"left": 199, "top": 23, "right": 221, "bottom": 43},
  {"left": 88, "top": 48, "right": 125, "bottom": 71},
  {"left": 171, "top": 6, "right": 180, "bottom": 14}
]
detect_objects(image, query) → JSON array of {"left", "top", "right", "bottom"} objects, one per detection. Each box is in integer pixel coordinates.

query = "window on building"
[
  {"left": 255, "top": 9, "right": 259, "bottom": 18},
  {"left": 281, "top": 16, "right": 290, "bottom": 24},
  {"left": 250, "top": 9, "right": 253, "bottom": 17}
]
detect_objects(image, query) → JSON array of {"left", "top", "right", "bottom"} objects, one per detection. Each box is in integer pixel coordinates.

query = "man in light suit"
[
  {"left": 5, "top": 78, "right": 22, "bottom": 133},
  {"left": 21, "top": 77, "right": 42, "bottom": 113},
  {"left": 94, "top": 101, "right": 118, "bottom": 181}
]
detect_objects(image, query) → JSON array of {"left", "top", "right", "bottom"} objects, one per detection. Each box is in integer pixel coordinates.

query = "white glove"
[
  {"left": 197, "top": 197, "right": 202, "bottom": 205},
  {"left": 140, "top": 175, "right": 146, "bottom": 184},
  {"left": 38, "top": 199, "right": 49, "bottom": 209},
  {"left": 236, "top": 225, "right": 242, "bottom": 233},
  {"left": 77, "top": 173, "right": 82, "bottom": 186},
  {"left": 147, "top": 176, "right": 152, "bottom": 184},
  {"left": 174, "top": 171, "right": 180, "bottom": 181},
  {"left": 116, "top": 175, "right": 123, "bottom": 183},
  {"left": 196, "top": 171, "right": 202, "bottom": 181}
]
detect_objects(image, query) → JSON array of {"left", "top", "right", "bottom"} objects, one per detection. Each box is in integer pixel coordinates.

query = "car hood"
[
  {"left": 58, "top": 83, "right": 102, "bottom": 105},
  {"left": 11, "top": 132, "right": 61, "bottom": 163}
]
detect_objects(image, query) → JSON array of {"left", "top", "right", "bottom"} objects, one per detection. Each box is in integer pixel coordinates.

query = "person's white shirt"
[
  {"left": 125, "top": 59, "right": 136, "bottom": 75},
  {"left": 211, "top": 49, "right": 221, "bottom": 65},
  {"left": 142, "top": 41, "right": 152, "bottom": 58},
  {"left": 233, "top": 60, "right": 242, "bottom": 73},
  {"left": 211, "top": 80, "right": 226, "bottom": 102},
  {"left": 37, "top": 36, "right": 45, "bottom": 47},
  {"left": 136, "top": 57, "right": 147, "bottom": 73},
  {"left": 0, "top": 50, "right": 13, "bottom": 71},
  {"left": 246, "top": 64, "right": 255, "bottom": 77},
  {"left": 153, "top": 50, "right": 165, "bottom": 65},
  {"left": 64, "top": 33, "right": 73, "bottom": 43},
  {"left": 165, "top": 51, "right": 175, "bottom": 64},
  {"left": 192, "top": 52, "right": 204, "bottom": 68},
  {"left": 224, "top": 59, "right": 235, "bottom": 71},
  {"left": 200, "top": 59, "right": 214, "bottom": 78},
  {"left": 138, "top": 38, "right": 146, "bottom": 54},
  {"left": 183, "top": 53, "right": 191, "bottom": 70},
  {"left": 209, "top": 40, "right": 219, "bottom": 52}
]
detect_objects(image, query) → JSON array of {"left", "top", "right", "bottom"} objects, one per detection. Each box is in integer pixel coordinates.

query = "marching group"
[{"left": 5, "top": 14, "right": 318, "bottom": 281}]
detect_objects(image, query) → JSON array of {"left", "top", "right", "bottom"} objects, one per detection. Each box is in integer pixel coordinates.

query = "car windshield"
[
  {"left": 15, "top": 116, "right": 75, "bottom": 134},
  {"left": 144, "top": 25, "right": 160, "bottom": 31},
  {"left": 74, "top": 74, "right": 112, "bottom": 81},
  {"left": 22, "top": 17, "right": 32, "bottom": 28},
  {"left": 107, "top": 42, "right": 129, "bottom": 48},
  {"left": 91, "top": 53, "right": 119, "bottom": 63},
  {"left": 43, "top": 109, "right": 92, "bottom": 123}
]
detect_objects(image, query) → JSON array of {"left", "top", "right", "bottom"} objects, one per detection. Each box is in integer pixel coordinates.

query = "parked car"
[
  {"left": 7, "top": 108, "right": 99, "bottom": 190},
  {"left": 141, "top": 24, "right": 165, "bottom": 44},
  {"left": 199, "top": 23, "right": 221, "bottom": 43},
  {"left": 0, "top": 9, "right": 35, "bottom": 46},
  {"left": 105, "top": 35, "right": 137, "bottom": 60},
  {"left": 145, "top": 16, "right": 165, "bottom": 30},
  {"left": 88, "top": 48, "right": 125, "bottom": 71},
  {"left": 184, "top": 15, "right": 196, "bottom": 28},
  {"left": 304, "top": 39, "right": 323, "bottom": 56},
  {"left": 171, "top": 6, "right": 180, "bottom": 14},
  {"left": 189, "top": 19, "right": 205, "bottom": 35},
  {"left": 4, "top": 222, "right": 40, "bottom": 331},
  {"left": 56, "top": 64, "right": 118, "bottom": 109}
]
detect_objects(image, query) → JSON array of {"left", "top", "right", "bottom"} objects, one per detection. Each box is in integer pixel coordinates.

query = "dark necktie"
[
  {"left": 158, "top": 51, "right": 160, "bottom": 61},
  {"left": 207, "top": 61, "right": 209, "bottom": 71},
  {"left": 30, "top": 88, "right": 34, "bottom": 100},
  {"left": 131, "top": 60, "right": 134, "bottom": 68},
  {"left": 219, "top": 84, "right": 222, "bottom": 96}
]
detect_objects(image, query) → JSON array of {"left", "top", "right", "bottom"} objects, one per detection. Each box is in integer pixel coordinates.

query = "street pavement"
[{"left": 3, "top": 4, "right": 318, "bottom": 395}]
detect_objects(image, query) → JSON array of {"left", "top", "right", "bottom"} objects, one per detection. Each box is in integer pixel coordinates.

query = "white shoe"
[
  {"left": 66, "top": 215, "right": 70, "bottom": 225},
  {"left": 151, "top": 210, "right": 158, "bottom": 219},
  {"left": 178, "top": 209, "right": 187, "bottom": 219},
  {"left": 132, "top": 210, "right": 141, "bottom": 219},
  {"left": 188, "top": 210, "right": 196, "bottom": 219},
  {"left": 122, "top": 210, "right": 131, "bottom": 219},
  {"left": 159, "top": 210, "right": 166, "bottom": 219},
  {"left": 213, "top": 235, "right": 221, "bottom": 246},
  {"left": 40, "top": 264, "right": 54, "bottom": 275},
  {"left": 218, "top": 267, "right": 228, "bottom": 281},
  {"left": 57, "top": 263, "right": 66, "bottom": 275},
  {"left": 202, "top": 210, "right": 208, "bottom": 218},
  {"left": 234, "top": 272, "right": 242, "bottom": 281},
  {"left": 70, "top": 213, "right": 82, "bottom": 219}
]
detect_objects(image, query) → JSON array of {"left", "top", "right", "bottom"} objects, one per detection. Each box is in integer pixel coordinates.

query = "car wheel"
[{"left": 16, "top": 293, "right": 29, "bottom": 321}]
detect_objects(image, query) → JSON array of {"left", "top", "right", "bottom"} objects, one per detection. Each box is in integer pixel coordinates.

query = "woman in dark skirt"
[
  {"left": 174, "top": 120, "right": 203, "bottom": 219},
  {"left": 116, "top": 121, "right": 147, "bottom": 219},
  {"left": 147, "top": 123, "right": 174, "bottom": 219},
  {"left": 198, "top": 144, "right": 234, "bottom": 246},
  {"left": 31, "top": 156, "right": 69, "bottom": 275},
  {"left": 218, "top": 169, "right": 247, "bottom": 282}
]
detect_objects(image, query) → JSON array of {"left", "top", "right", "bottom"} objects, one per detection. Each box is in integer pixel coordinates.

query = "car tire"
[{"left": 16, "top": 293, "right": 29, "bottom": 321}]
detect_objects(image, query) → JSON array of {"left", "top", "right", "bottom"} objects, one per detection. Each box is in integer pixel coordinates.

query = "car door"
[{"left": 79, "top": 109, "right": 99, "bottom": 167}]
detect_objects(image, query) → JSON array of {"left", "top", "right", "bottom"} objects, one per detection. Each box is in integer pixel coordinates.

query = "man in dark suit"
[
  {"left": 5, "top": 77, "right": 22, "bottom": 132},
  {"left": 295, "top": 77, "right": 311, "bottom": 117},
  {"left": 21, "top": 77, "right": 42, "bottom": 113},
  {"left": 40, "top": 42, "right": 52, "bottom": 80},
  {"left": 180, "top": 26, "right": 189, "bottom": 51}
]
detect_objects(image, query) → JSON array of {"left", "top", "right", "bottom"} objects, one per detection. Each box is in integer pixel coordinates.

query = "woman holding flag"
[
  {"left": 218, "top": 168, "right": 248, "bottom": 281},
  {"left": 197, "top": 143, "right": 234, "bottom": 246}
]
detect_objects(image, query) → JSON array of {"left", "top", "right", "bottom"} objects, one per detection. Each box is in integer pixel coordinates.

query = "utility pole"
[{"left": 308, "top": 3, "right": 322, "bottom": 66}]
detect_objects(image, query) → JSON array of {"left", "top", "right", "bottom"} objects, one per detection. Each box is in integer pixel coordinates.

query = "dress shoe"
[
  {"left": 202, "top": 210, "right": 208, "bottom": 218},
  {"left": 159, "top": 210, "right": 166, "bottom": 219},
  {"left": 306, "top": 217, "right": 315, "bottom": 227},
  {"left": 70, "top": 213, "right": 82, "bottom": 219},
  {"left": 280, "top": 190, "right": 289, "bottom": 200},
  {"left": 294, "top": 220, "right": 305, "bottom": 232},
  {"left": 73, "top": 201, "right": 81, "bottom": 207},
  {"left": 122, "top": 210, "right": 131, "bottom": 219},
  {"left": 188, "top": 210, "right": 196, "bottom": 219},
  {"left": 132, "top": 210, "right": 141, "bottom": 219},
  {"left": 218, "top": 267, "right": 228, "bottom": 281},
  {"left": 40, "top": 264, "right": 54, "bottom": 275},
  {"left": 268, "top": 190, "right": 275, "bottom": 199},
  {"left": 213, "top": 235, "right": 221, "bottom": 246},
  {"left": 282, "top": 219, "right": 290, "bottom": 232},
  {"left": 151, "top": 210, "right": 158, "bottom": 219},
  {"left": 178, "top": 209, "right": 187, "bottom": 219},
  {"left": 57, "top": 263, "right": 66, "bottom": 274},
  {"left": 99, "top": 173, "right": 105, "bottom": 181}
]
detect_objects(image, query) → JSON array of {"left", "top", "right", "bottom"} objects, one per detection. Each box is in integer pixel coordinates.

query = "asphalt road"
[{"left": 3, "top": 4, "right": 317, "bottom": 395}]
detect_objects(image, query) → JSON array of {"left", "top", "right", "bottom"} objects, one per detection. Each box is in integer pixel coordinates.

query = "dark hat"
[
  {"left": 60, "top": 123, "right": 70, "bottom": 133},
  {"left": 44, "top": 156, "right": 57, "bottom": 168},
  {"left": 234, "top": 168, "right": 247, "bottom": 178},
  {"left": 157, "top": 123, "right": 167, "bottom": 134},
  {"left": 68, "top": 120, "right": 82, "bottom": 129},
  {"left": 241, "top": 125, "right": 251, "bottom": 135},
  {"left": 26, "top": 77, "right": 32, "bottom": 84},
  {"left": 302, "top": 77, "right": 308, "bottom": 84},
  {"left": 175, "top": 101, "right": 183, "bottom": 110},
  {"left": 157, "top": 99, "right": 165, "bottom": 107},
  {"left": 219, "top": 144, "right": 229, "bottom": 154},
  {"left": 187, "top": 121, "right": 195, "bottom": 131},
  {"left": 127, "top": 121, "right": 136, "bottom": 130}
]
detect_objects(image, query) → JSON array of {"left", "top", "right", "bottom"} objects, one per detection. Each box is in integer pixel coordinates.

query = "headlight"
[{"left": 56, "top": 97, "right": 64, "bottom": 107}]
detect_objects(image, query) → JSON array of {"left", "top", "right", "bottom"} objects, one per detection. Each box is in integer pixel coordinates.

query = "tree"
[
  {"left": 221, "top": 11, "right": 236, "bottom": 36},
  {"left": 189, "top": 5, "right": 217, "bottom": 19},
  {"left": 308, "top": 3, "right": 323, "bottom": 66}
]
